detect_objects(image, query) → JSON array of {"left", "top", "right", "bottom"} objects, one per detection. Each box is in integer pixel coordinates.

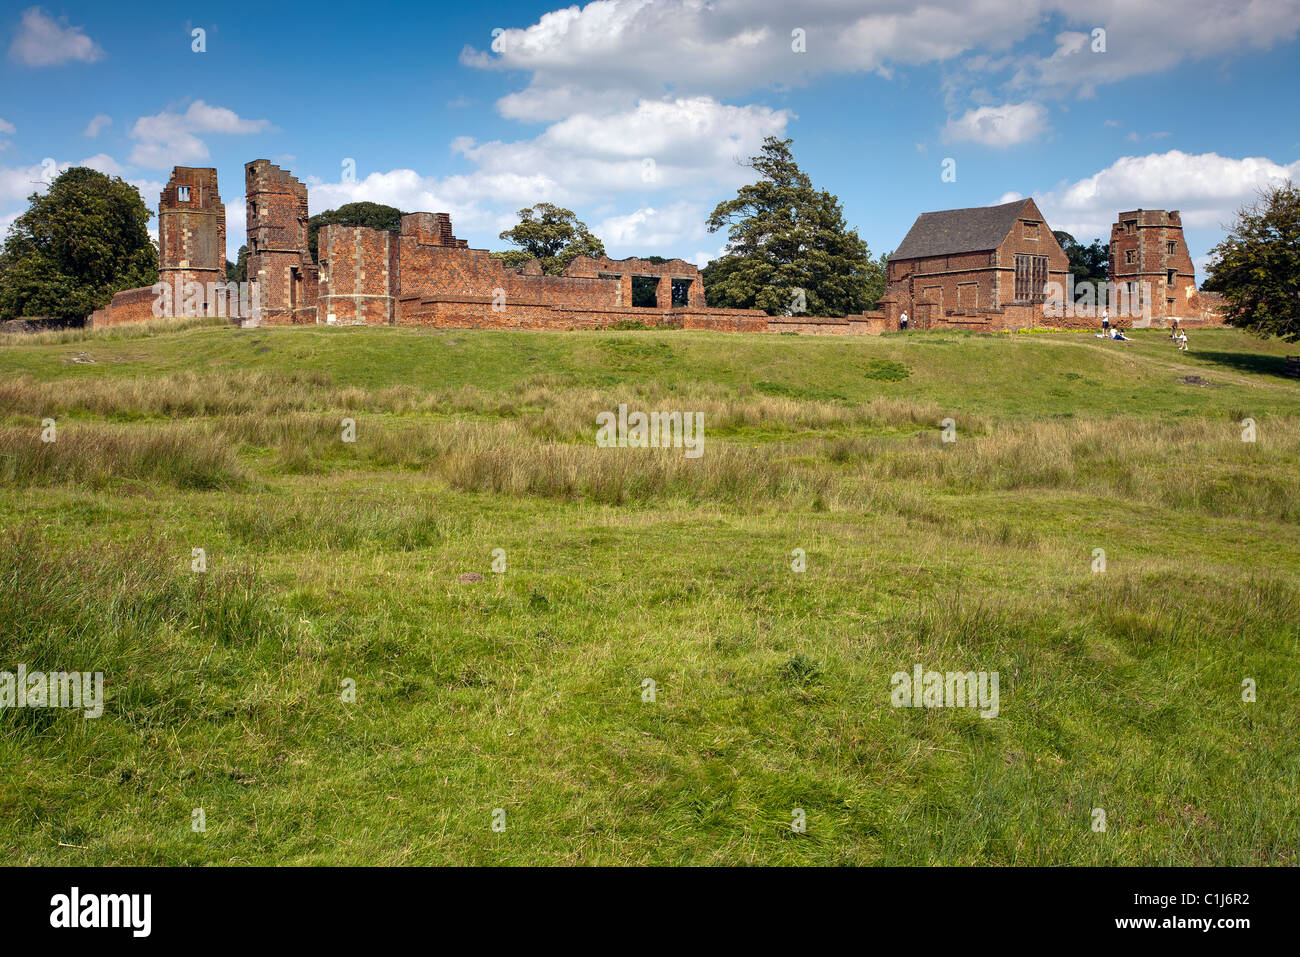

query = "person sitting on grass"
[{"left": 1111, "top": 327, "right": 1129, "bottom": 341}]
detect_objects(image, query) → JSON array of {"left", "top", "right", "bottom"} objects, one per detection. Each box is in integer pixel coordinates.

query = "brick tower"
[
  {"left": 158, "top": 167, "right": 225, "bottom": 292},
  {"left": 244, "top": 160, "right": 317, "bottom": 323},
  {"left": 1108, "top": 209, "right": 1198, "bottom": 319}
]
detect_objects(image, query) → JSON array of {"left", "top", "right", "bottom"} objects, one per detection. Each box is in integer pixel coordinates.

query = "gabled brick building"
[{"left": 883, "top": 198, "right": 1069, "bottom": 327}]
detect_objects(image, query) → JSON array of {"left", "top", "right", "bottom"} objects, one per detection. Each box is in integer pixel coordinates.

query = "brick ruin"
[
  {"left": 245, "top": 160, "right": 317, "bottom": 324},
  {"left": 90, "top": 160, "right": 1224, "bottom": 334},
  {"left": 1108, "top": 209, "right": 1224, "bottom": 323},
  {"left": 92, "top": 166, "right": 228, "bottom": 327},
  {"left": 294, "top": 177, "right": 743, "bottom": 330},
  {"left": 158, "top": 166, "right": 225, "bottom": 291}
]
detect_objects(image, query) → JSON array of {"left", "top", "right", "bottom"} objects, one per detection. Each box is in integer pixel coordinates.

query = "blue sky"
[{"left": 2, "top": 1, "right": 1298, "bottom": 275}]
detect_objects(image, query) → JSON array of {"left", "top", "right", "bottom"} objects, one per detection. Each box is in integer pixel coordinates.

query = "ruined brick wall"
[
  {"left": 679, "top": 310, "right": 769, "bottom": 333},
  {"left": 565, "top": 255, "right": 707, "bottom": 309},
  {"left": 395, "top": 295, "right": 764, "bottom": 332},
  {"left": 245, "top": 160, "right": 317, "bottom": 324},
  {"left": 88, "top": 286, "right": 159, "bottom": 328},
  {"left": 400, "top": 212, "right": 468, "bottom": 248},
  {"left": 317, "top": 225, "right": 398, "bottom": 325},
  {"left": 1182, "top": 289, "right": 1227, "bottom": 325},
  {"left": 1109, "top": 209, "right": 1199, "bottom": 319},
  {"left": 158, "top": 167, "right": 225, "bottom": 290},
  {"left": 394, "top": 216, "right": 628, "bottom": 315}
]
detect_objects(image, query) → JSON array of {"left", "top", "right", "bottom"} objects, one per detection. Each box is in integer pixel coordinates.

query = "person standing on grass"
[
  {"left": 899, "top": 310, "right": 909, "bottom": 331},
  {"left": 1101, "top": 308, "right": 1111, "bottom": 337},
  {"left": 1178, "top": 329, "right": 1189, "bottom": 352}
]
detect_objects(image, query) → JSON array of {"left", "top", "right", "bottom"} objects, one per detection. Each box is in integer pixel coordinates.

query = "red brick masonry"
[{"left": 90, "top": 163, "right": 1225, "bottom": 334}]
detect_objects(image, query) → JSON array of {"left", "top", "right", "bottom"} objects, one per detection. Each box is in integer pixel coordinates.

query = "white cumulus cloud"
[
  {"left": 944, "top": 102, "right": 1049, "bottom": 147},
  {"left": 1035, "top": 150, "right": 1300, "bottom": 241},
  {"left": 8, "top": 6, "right": 104, "bottom": 67},
  {"left": 129, "top": 101, "right": 272, "bottom": 169}
]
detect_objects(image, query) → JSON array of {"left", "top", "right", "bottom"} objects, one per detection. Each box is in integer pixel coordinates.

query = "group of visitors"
[
  {"left": 1096, "top": 309, "right": 1189, "bottom": 349},
  {"left": 1097, "top": 309, "right": 1130, "bottom": 341}
]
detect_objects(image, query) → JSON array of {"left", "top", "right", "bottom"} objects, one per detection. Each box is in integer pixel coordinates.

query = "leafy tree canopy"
[
  {"left": 307, "top": 202, "right": 405, "bottom": 262},
  {"left": 227, "top": 244, "right": 248, "bottom": 284},
  {"left": 494, "top": 203, "right": 606, "bottom": 276},
  {"left": 1053, "top": 230, "right": 1110, "bottom": 300},
  {"left": 0, "top": 167, "right": 157, "bottom": 321},
  {"left": 1203, "top": 181, "right": 1300, "bottom": 341},
  {"left": 704, "top": 137, "right": 880, "bottom": 316}
]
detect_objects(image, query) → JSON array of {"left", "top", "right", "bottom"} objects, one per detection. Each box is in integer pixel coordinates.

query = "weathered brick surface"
[
  {"left": 884, "top": 199, "right": 1069, "bottom": 329},
  {"left": 158, "top": 166, "right": 225, "bottom": 291},
  {"left": 88, "top": 286, "right": 158, "bottom": 328},
  {"left": 91, "top": 166, "right": 227, "bottom": 327},
  {"left": 317, "top": 225, "right": 398, "bottom": 325},
  {"left": 565, "top": 255, "right": 707, "bottom": 308},
  {"left": 1108, "top": 209, "right": 1223, "bottom": 323},
  {"left": 90, "top": 160, "right": 1224, "bottom": 337},
  {"left": 309, "top": 211, "right": 737, "bottom": 328},
  {"left": 245, "top": 160, "right": 317, "bottom": 324}
]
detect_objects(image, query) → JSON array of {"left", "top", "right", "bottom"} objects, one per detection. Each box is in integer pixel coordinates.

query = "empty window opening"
[
  {"left": 670, "top": 278, "right": 691, "bottom": 307},
  {"left": 176, "top": 186, "right": 191, "bottom": 202},
  {"left": 1124, "top": 220, "right": 1136, "bottom": 234},
  {"left": 1125, "top": 249, "right": 1136, "bottom": 264},
  {"left": 631, "top": 275, "right": 658, "bottom": 308},
  {"left": 1167, "top": 269, "right": 1177, "bottom": 286},
  {"left": 1166, "top": 241, "right": 1176, "bottom": 254}
]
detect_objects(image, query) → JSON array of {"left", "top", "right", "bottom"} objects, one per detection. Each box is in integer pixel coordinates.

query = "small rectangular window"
[
  {"left": 1166, "top": 241, "right": 1176, "bottom": 255},
  {"left": 177, "top": 186, "right": 190, "bottom": 202},
  {"left": 1167, "top": 269, "right": 1177, "bottom": 286},
  {"left": 1125, "top": 249, "right": 1135, "bottom": 264},
  {"left": 1022, "top": 220, "right": 1039, "bottom": 240},
  {"left": 1125, "top": 220, "right": 1136, "bottom": 234}
]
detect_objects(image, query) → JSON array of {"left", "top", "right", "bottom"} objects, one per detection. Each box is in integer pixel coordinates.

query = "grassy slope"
[{"left": 1, "top": 322, "right": 1297, "bottom": 865}]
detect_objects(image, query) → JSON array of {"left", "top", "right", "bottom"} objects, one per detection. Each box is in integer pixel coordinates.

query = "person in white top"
[{"left": 899, "top": 310, "right": 909, "bottom": 331}]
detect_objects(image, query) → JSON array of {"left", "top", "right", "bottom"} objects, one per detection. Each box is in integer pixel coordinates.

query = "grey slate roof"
[{"left": 890, "top": 199, "right": 1032, "bottom": 261}]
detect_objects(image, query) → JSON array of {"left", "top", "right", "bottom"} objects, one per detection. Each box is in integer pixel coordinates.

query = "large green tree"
[
  {"left": 494, "top": 203, "right": 605, "bottom": 275},
  {"left": 704, "top": 137, "right": 880, "bottom": 316},
  {"left": 1202, "top": 181, "right": 1300, "bottom": 341},
  {"left": 0, "top": 167, "right": 157, "bottom": 321},
  {"left": 307, "top": 202, "right": 406, "bottom": 261},
  {"left": 1053, "top": 230, "right": 1109, "bottom": 301}
]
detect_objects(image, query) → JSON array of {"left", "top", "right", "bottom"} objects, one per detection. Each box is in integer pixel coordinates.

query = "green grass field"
[{"left": 1, "top": 319, "right": 1297, "bottom": 865}]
